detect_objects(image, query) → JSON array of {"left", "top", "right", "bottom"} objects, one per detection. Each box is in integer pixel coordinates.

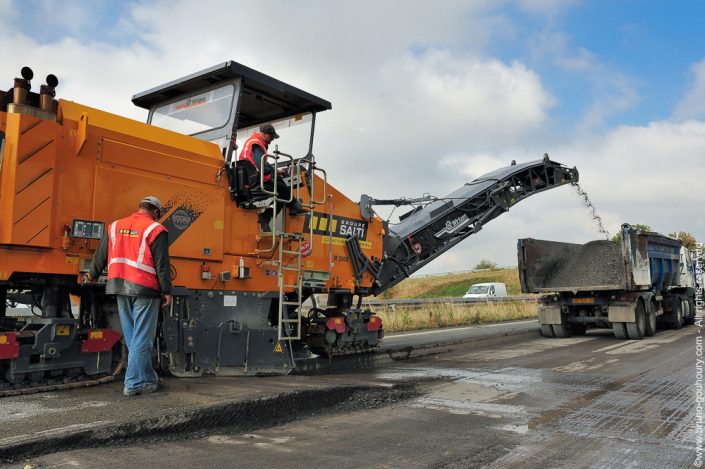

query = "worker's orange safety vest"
[
  {"left": 238, "top": 132, "right": 271, "bottom": 182},
  {"left": 107, "top": 212, "right": 167, "bottom": 291}
]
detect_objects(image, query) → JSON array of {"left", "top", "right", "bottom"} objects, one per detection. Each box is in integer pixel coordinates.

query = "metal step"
[{"left": 278, "top": 232, "right": 303, "bottom": 240}]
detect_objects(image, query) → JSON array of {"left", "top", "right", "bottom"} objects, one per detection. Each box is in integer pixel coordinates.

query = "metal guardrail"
[{"left": 362, "top": 295, "right": 537, "bottom": 308}]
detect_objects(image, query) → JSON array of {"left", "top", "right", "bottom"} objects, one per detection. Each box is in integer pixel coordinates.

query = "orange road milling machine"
[{"left": 0, "top": 62, "right": 578, "bottom": 394}]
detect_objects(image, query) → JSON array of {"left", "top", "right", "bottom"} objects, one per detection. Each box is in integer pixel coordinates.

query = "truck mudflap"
[
  {"left": 608, "top": 303, "right": 636, "bottom": 323},
  {"left": 537, "top": 303, "right": 562, "bottom": 325}
]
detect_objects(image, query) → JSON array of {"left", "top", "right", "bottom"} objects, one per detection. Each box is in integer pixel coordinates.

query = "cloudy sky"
[{"left": 4, "top": 0, "right": 704, "bottom": 274}]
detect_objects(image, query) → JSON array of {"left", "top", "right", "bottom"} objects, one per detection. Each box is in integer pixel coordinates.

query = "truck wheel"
[
  {"left": 683, "top": 299, "right": 695, "bottom": 326},
  {"left": 552, "top": 323, "right": 570, "bottom": 338},
  {"left": 644, "top": 302, "right": 656, "bottom": 337},
  {"left": 672, "top": 301, "right": 683, "bottom": 330},
  {"left": 612, "top": 322, "right": 628, "bottom": 340},
  {"left": 626, "top": 302, "right": 645, "bottom": 340},
  {"left": 540, "top": 324, "right": 556, "bottom": 338}
]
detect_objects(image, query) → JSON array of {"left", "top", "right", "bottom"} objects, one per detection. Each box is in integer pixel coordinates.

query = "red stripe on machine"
[
  {"left": 81, "top": 328, "right": 121, "bottom": 353},
  {"left": 326, "top": 317, "right": 346, "bottom": 334},
  {"left": 0, "top": 332, "right": 20, "bottom": 359},
  {"left": 367, "top": 316, "right": 382, "bottom": 332}
]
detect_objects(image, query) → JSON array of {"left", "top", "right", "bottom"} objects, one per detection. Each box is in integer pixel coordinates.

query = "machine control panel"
[{"left": 71, "top": 219, "right": 105, "bottom": 240}]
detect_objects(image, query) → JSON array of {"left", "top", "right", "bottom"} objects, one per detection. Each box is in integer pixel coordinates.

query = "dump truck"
[
  {"left": 0, "top": 61, "right": 578, "bottom": 395},
  {"left": 518, "top": 224, "right": 698, "bottom": 340}
]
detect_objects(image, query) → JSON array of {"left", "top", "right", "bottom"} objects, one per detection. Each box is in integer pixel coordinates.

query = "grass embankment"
[
  {"left": 377, "top": 268, "right": 537, "bottom": 333},
  {"left": 381, "top": 267, "right": 523, "bottom": 299},
  {"left": 378, "top": 301, "right": 537, "bottom": 332}
]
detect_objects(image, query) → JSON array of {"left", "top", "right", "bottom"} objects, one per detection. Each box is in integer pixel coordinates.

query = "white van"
[{"left": 463, "top": 282, "right": 508, "bottom": 298}]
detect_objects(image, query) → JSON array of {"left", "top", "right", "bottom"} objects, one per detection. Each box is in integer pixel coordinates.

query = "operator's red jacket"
[{"left": 239, "top": 132, "right": 273, "bottom": 182}]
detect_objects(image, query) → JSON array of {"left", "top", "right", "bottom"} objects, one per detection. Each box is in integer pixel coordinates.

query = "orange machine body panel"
[{"left": 0, "top": 100, "right": 383, "bottom": 292}]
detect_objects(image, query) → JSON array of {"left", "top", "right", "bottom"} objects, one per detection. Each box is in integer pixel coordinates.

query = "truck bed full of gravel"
[{"left": 539, "top": 240, "right": 624, "bottom": 289}]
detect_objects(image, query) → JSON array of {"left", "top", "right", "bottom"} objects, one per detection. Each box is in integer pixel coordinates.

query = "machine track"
[
  {"left": 0, "top": 344, "right": 126, "bottom": 398},
  {"left": 308, "top": 344, "right": 380, "bottom": 358}
]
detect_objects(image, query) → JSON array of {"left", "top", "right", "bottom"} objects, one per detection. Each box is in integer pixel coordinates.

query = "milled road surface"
[{"left": 20, "top": 324, "right": 700, "bottom": 468}]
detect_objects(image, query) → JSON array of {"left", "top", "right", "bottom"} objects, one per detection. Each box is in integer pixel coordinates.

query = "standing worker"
[
  {"left": 88, "top": 196, "right": 172, "bottom": 396},
  {"left": 231, "top": 123, "right": 306, "bottom": 216}
]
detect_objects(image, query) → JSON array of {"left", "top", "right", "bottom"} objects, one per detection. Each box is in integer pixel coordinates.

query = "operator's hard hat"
[
  {"left": 140, "top": 196, "right": 162, "bottom": 210},
  {"left": 260, "top": 123, "right": 280, "bottom": 139}
]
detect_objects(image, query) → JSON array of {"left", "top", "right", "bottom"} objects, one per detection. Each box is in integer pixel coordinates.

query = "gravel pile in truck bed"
[{"left": 543, "top": 240, "right": 624, "bottom": 288}]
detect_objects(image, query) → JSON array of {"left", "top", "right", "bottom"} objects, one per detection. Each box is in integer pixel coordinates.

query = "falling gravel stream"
[{"left": 571, "top": 182, "right": 610, "bottom": 239}]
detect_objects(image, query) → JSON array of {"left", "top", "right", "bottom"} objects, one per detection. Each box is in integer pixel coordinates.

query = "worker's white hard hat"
[{"left": 140, "top": 196, "right": 162, "bottom": 210}]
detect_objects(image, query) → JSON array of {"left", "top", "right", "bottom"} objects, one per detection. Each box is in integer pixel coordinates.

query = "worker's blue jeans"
[{"left": 116, "top": 295, "right": 160, "bottom": 392}]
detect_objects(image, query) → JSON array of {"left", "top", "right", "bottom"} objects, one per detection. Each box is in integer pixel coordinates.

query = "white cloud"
[
  {"left": 388, "top": 50, "right": 553, "bottom": 140},
  {"left": 562, "top": 120, "right": 705, "bottom": 209},
  {"left": 440, "top": 153, "right": 509, "bottom": 181},
  {"left": 674, "top": 58, "right": 705, "bottom": 120}
]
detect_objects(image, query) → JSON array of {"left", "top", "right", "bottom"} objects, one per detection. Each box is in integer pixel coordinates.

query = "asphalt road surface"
[{"left": 24, "top": 325, "right": 700, "bottom": 468}]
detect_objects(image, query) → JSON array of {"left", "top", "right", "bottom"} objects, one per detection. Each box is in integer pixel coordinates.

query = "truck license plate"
[{"left": 573, "top": 298, "right": 594, "bottom": 304}]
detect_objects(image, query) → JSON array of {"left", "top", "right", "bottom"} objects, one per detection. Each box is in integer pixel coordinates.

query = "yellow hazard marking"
[
  {"left": 334, "top": 318, "right": 343, "bottom": 324},
  {"left": 274, "top": 341, "right": 283, "bottom": 353},
  {"left": 89, "top": 330, "right": 103, "bottom": 340},
  {"left": 311, "top": 216, "right": 338, "bottom": 233},
  {"left": 65, "top": 254, "right": 79, "bottom": 264},
  {"left": 213, "top": 219, "right": 224, "bottom": 230},
  {"left": 0, "top": 335, "right": 7, "bottom": 345},
  {"left": 56, "top": 325, "right": 71, "bottom": 336}
]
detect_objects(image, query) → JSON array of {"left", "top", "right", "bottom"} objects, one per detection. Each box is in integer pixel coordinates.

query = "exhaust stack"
[
  {"left": 7, "top": 67, "right": 59, "bottom": 120},
  {"left": 12, "top": 66, "right": 33, "bottom": 106},
  {"left": 40, "top": 74, "right": 59, "bottom": 113}
]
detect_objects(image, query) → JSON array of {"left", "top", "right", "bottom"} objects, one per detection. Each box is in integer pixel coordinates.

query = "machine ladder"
[
  {"left": 252, "top": 149, "right": 328, "bottom": 341},
  {"left": 276, "top": 232, "right": 304, "bottom": 340}
]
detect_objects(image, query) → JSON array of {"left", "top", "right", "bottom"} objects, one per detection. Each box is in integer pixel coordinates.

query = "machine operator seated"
[{"left": 229, "top": 124, "right": 306, "bottom": 217}]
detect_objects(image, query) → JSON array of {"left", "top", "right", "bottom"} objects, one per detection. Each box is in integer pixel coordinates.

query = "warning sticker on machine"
[
  {"left": 273, "top": 341, "right": 283, "bottom": 353},
  {"left": 224, "top": 295, "right": 237, "bottom": 307},
  {"left": 304, "top": 212, "right": 369, "bottom": 243},
  {"left": 322, "top": 237, "right": 371, "bottom": 249}
]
